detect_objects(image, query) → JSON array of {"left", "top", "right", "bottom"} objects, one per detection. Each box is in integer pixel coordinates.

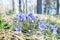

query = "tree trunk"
[
  {"left": 12, "top": 0, "right": 14, "bottom": 11},
  {"left": 19, "top": 0, "right": 21, "bottom": 13},
  {"left": 37, "top": 0, "right": 42, "bottom": 14},
  {"left": 56, "top": 0, "right": 59, "bottom": 15}
]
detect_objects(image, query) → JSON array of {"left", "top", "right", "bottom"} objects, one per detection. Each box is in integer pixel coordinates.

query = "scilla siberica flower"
[
  {"left": 53, "top": 29, "right": 57, "bottom": 35},
  {"left": 50, "top": 25, "right": 57, "bottom": 34},
  {"left": 28, "top": 13, "right": 35, "bottom": 23},
  {"left": 16, "top": 14, "right": 20, "bottom": 19},
  {"left": 14, "top": 27, "right": 22, "bottom": 34},
  {"left": 16, "top": 13, "right": 27, "bottom": 22},
  {"left": 28, "top": 30, "right": 31, "bottom": 33},
  {"left": 38, "top": 21, "right": 46, "bottom": 30}
]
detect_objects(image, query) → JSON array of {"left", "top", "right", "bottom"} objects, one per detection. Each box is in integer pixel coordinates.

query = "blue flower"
[
  {"left": 14, "top": 27, "right": 22, "bottom": 34},
  {"left": 28, "top": 13, "right": 35, "bottom": 22},
  {"left": 50, "top": 25, "right": 57, "bottom": 34},
  {"left": 50, "top": 25, "right": 56, "bottom": 30},
  {"left": 28, "top": 13, "right": 35, "bottom": 19},
  {"left": 16, "top": 14, "right": 21, "bottom": 19},
  {"left": 38, "top": 22, "right": 46, "bottom": 30},
  {"left": 29, "top": 17, "right": 34, "bottom": 23},
  {"left": 15, "top": 27, "right": 22, "bottom": 31},
  {"left": 26, "top": 16, "right": 29, "bottom": 20},
  {"left": 16, "top": 13, "right": 27, "bottom": 22},
  {"left": 53, "top": 29, "right": 57, "bottom": 34},
  {"left": 28, "top": 30, "right": 31, "bottom": 33}
]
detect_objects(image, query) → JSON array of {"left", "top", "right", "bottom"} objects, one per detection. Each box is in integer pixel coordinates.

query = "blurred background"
[
  {"left": 0, "top": 0, "right": 60, "bottom": 40},
  {"left": 0, "top": 0, "right": 60, "bottom": 15}
]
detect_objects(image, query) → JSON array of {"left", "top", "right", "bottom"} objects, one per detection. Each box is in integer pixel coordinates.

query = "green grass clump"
[{"left": 0, "top": 15, "right": 11, "bottom": 31}]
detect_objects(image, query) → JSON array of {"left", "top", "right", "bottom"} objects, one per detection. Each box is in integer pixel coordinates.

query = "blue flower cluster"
[
  {"left": 38, "top": 21, "right": 57, "bottom": 35},
  {"left": 15, "top": 13, "right": 58, "bottom": 35},
  {"left": 16, "top": 13, "right": 35, "bottom": 22},
  {"left": 16, "top": 13, "right": 27, "bottom": 22},
  {"left": 15, "top": 13, "right": 35, "bottom": 34}
]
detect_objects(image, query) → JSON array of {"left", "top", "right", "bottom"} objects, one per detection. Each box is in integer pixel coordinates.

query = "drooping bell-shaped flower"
[
  {"left": 28, "top": 13, "right": 35, "bottom": 23},
  {"left": 20, "top": 14, "right": 27, "bottom": 21},
  {"left": 16, "top": 13, "right": 27, "bottom": 22},
  {"left": 28, "top": 13, "right": 35, "bottom": 19}
]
